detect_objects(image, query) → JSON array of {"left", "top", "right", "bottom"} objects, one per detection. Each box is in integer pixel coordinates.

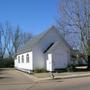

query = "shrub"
[
  {"left": 54, "top": 69, "right": 67, "bottom": 73},
  {"left": 67, "top": 64, "right": 75, "bottom": 72},
  {"left": 0, "top": 58, "right": 14, "bottom": 68},
  {"left": 34, "top": 68, "right": 46, "bottom": 73}
]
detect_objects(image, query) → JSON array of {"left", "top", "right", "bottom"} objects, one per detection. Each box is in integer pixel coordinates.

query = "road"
[{"left": 0, "top": 68, "right": 90, "bottom": 90}]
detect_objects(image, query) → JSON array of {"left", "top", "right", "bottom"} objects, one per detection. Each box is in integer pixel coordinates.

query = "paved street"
[{"left": 0, "top": 68, "right": 90, "bottom": 90}]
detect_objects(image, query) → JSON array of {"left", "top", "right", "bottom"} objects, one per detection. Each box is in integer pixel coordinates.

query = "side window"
[
  {"left": 26, "top": 54, "right": 29, "bottom": 63},
  {"left": 15, "top": 56, "right": 17, "bottom": 60},
  {"left": 18, "top": 56, "right": 20, "bottom": 63},
  {"left": 22, "top": 55, "right": 24, "bottom": 63}
]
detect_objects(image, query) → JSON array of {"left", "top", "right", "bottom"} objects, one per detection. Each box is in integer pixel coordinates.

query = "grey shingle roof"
[
  {"left": 16, "top": 26, "right": 50, "bottom": 55},
  {"left": 16, "top": 26, "right": 72, "bottom": 55}
]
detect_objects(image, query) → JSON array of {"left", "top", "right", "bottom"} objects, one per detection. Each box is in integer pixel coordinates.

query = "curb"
[
  {"left": 34, "top": 74, "right": 90, "bottom": 81},
  {"left": 54, "top": 74, "right": 90, "bottom": 80},
  {"left": 16, "top": 70, "right": 90, "bottom": 81}
]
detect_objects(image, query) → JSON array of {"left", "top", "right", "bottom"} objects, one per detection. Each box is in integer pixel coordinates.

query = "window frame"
[
  {"left": 26, "top": 54, "right": 29, "bottom": 63},
  {"left": 18, "top": 56, "right": 20, "bottom": 63},
  {"left": 22, "top": 55, "right": 24, "bottom": 63}
]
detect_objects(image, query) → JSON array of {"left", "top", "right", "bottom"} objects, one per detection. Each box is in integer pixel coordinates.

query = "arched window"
[
  {"left": 26, "top": 54, "right": 29, "bottom": 63},
  {"left": 22, "top": 55, "right": 24, "bottom": 63},
  {"left": 18, "top": 56, "right": 20, "bottom": 63}
]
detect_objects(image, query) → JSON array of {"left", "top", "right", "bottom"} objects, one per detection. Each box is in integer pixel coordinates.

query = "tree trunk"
[{"left": 88, "top": 56, "right": 90, "bottom": 70}]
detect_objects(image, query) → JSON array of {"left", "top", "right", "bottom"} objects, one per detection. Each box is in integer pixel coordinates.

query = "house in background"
[{"left": 14, "top": 26, "right": 71, "bottom": 73}]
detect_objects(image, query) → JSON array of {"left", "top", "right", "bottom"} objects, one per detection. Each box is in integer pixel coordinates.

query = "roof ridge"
[{"left": 16, "top": 26, "right": 56, "bottom": 55}]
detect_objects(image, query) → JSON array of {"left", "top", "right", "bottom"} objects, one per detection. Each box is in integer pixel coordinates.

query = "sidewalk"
[{"left": 24, "top": 71, "right": 90, "bottom": 81}]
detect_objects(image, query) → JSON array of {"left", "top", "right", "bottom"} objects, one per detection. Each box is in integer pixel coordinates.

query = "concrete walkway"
[{"left": 24, "top": 71, "right": 90, "bottom": 81}]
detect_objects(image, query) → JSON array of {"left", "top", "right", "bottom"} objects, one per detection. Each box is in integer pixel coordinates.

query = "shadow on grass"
[
  {"left": 0, "top": 68, "right": 9, "bottom": 71},
  {"left": 0, "top": 76, "right": 11, "bottom": 80},
  {"left": 0, "top": 68, "right": 11, "bottom": 75}
]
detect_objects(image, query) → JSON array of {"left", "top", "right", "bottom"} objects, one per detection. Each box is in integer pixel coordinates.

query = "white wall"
[
  {"left": 32, "top": 46, "right": 46, "bottom": 69},
  {"left": 46, "top": 42, "right": 70, "bottom": 71},
  {"left": 32, "top": 29, "right": 62, "bottom": 70},
  {"left": 15, "top": 28, "right": 71, "bottom": 72},
  {"left": 14, "top": 51, "right": 33, "bottom": 72},
  {"left": 52, "top": 43, "right": 70, "bottom": 69}
]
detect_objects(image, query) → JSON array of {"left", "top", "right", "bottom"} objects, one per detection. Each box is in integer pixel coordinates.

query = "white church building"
[{"left": 14, "top": 26, "right": 72, "bottom": 73}]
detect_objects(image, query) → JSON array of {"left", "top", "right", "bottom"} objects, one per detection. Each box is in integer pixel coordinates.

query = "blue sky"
[{"left": 0, "top": 0, "right": 60, "bottom": 35}]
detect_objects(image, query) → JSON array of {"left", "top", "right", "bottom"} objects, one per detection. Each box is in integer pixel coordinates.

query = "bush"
[
  {"left": 34, "top": 68, "right": 46, "bottom": 73},
  {"left": 67, "top": 64, "right": 75, "bottom": 72},
  {"left": 0, "top": 58, "right": 14, "bottom": 68},
  {"left": 54, "top": 69, "right": 67, "bottom": 73}
]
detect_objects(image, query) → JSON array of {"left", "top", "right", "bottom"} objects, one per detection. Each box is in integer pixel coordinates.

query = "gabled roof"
[
  {"left": 16, "top": 26, "right": 72, "bottom": 55},
  {"left": 43, "top": 42, "right": 54, "bottom": 53},
  {"left": 45, "top": 41, "right": 70, "bottom": 53},
  {"left": 16, "top": 26, "right": 55, "bottom": 55}
]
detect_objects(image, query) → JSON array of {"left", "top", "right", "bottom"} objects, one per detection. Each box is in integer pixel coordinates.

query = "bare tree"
[
  {"left": 0, "top": 23, "right": 9, "bottom": 58},
  {"left": 0, "top": 22, "right": 32, "bottom": 59},
  {"left": 7, "top": 25, "right": 32, "bottom": 58},
  {"left": 57, "top": 0, "right": 90, "bottom": 62},
  {"left": 3, "top": 24, "right": 21, "bottom": 58},
  {"left": 0, "top": 25, "right": 3, "bottom": 58},
  {"left": 20, "top": 31, "right": 32, "bottom": 48}
]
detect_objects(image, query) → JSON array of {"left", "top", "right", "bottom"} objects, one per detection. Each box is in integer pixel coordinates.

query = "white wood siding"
[
  {"left": 15, "top": 51, "right": 33, "bottom": 72},
  {"left": 32, "top": 29, "right": 62, "bottom": 70},
  {"left": 52, "top": 44, "right": 70, "bottom": 69},
  {"left": 46, "top": 42, "right": 70, "bottom": 71},
  {"left": 32, "top": 46, "right": 46, "bottom": 69},
  {"left": 14, "top": 27, "right": 71, "bottom": 72}
]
